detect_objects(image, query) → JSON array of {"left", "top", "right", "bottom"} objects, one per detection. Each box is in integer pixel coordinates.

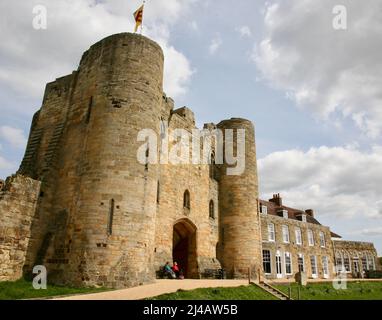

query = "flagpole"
[{"left": 141, "top": 0, "right": 146, "bottom": 35}]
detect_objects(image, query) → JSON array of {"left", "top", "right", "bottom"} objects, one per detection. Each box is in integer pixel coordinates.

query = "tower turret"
[
  {"left": 23, "top": 33, "right": 164, "bottom": 288},
  {"left": 216, "top": 118, "right": 262, "bottom": 279}
]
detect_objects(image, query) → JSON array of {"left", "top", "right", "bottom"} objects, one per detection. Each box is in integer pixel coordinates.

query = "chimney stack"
[
  {"left": 305, "top": 209, "right": 314, "bottom": 218},
  {"left": 269, "top": 193, "right": 282, "bottom": 207}
]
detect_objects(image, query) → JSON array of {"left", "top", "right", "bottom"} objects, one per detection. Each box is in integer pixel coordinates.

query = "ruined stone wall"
[
  {"left": 216, "top": 119, "right": 262, "bottom": 279},
  {"left": 21, "top": 73, "right": 77, "bottom": 279},
  {"left": 153, "top": 106, "right": 221, "bottom": 277},
  {"left": 0, "top": 175, "right": 41, "bottom": 281},
  {"left": 260, "top": 214, "right": 334, "bottom": 280}
]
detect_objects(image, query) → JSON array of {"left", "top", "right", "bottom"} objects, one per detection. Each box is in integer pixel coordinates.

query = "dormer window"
[
  {"left": 301, "top": 214, "right": 307, "bottom": 223},
  {"left": 282, "top": 210, "right": 288, "bottom": 219},
  {"left": 260, "top": 205, "right": 268, "bottom": 215}
]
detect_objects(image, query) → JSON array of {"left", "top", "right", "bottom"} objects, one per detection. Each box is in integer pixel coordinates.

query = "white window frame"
[
  {"left": 319, "top": 231, "right": 326, "bottom": 248},
  {"left": 282, "top": 210, "right": 288, "bottom": 219},
  {"left": 262, "top": 250, "right": 272, "bottom": 275},
  {"left": 335, "top": 251, "right": 344, "bottom": 273},
  {"left": 310, "top": 255, "right": 318, "bottom": 278},
  {"left": 268, "top": 223, "right": 275, "bottom": 242},
  {"left": 275, "top": 250, "right": 283, "bottom": 278},
  {"left": 362, "top": 253, "right": 368, "bottom": 272},
  {"left": 343, "top": 252, "right": 351, "bottom": 273},
  {"left": 261, "top": 205, "right": 268, "bottom": 215},
  {"left": 368, "top": 253, "right": 375, "bottom": 271},
  {"left": 308, "top": 229, "right": 314, "bottom": 246},
  {"left": 285, "top": 252, "right": 292, "bottom": 275},
  {"left": 298, "top": 253, "right": 305, "bottom": 272},
  {"left": 295, "top": 227, "right": 302, "bottom": 245},
  {"left": 322, "top": 256, "right": 329, "bottom": 279},
  {"left": 301, "top": 214, "right": 307, "bottom": 223},
  {"left": 282, "top": 225, "right": 290, "bottom": 243},
  {"left": 353, "top": 257, "right": 360, "bottom": 274}
]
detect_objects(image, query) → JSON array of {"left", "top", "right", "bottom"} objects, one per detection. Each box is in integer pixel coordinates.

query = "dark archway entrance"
[{"left": 173, "top": 219, "right": 198, "bottom": 278}]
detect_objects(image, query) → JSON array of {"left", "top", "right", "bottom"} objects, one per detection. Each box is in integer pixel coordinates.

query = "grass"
[
  {"left": 0, "top": 278, "right": 109, "bottom": 300},
  {"left": 274, "top": 281, "right": 382, "bottom": 300},
  {"left": 149, "top": 285, "right": 277, "bottom": 300}
]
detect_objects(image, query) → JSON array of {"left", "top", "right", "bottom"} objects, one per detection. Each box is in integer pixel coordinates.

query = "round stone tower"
[
  {"left": 50, "top": 33, "right": 163, "bottom": 287},
  {"left": 216, "top": 118, "right": 262, "bottom": 279}
]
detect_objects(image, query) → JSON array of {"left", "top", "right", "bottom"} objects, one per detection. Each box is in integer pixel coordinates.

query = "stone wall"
[
  {"left": 260, "top": 214, "right": 334, "bottom": 280},
  {"left": 332, "top": 239, "right": 381, "bottom": 277},
  {"left": 153, "top": 105, "right": 221, "bottom": 277},
  {"left": 0, "top": 175, "right": 41, "bottom": 281}
]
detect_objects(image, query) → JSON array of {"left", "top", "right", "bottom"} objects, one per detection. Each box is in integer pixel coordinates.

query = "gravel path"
[{"left": 54, "top": 279, "right": 249, "bottom": 300}]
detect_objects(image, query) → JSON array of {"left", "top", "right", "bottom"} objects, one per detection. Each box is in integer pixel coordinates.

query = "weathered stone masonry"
[
  {"left": 0, "top": 33, "right": 379, "bottom": 287},
  {"left": 0, "top": 33, "right": 262, "bottom": 287},
  {"left": 0, "top": 175, "right": 41, "bottom": 281}
]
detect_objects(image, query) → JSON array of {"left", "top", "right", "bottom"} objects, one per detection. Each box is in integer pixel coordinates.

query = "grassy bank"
[
  {"left": 150, "top": 285, "right": 277, "bottom": 300},
  {"left": 0, "top": 278, "right": 108, "bottom": 300},
  {"left": 274, "top": 281, "right": 382, "bottom": 300}
]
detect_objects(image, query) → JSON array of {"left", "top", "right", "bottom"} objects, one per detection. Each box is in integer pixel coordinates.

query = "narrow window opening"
[
  {"left": 86, "top": 96, "right": 93, "bottom": 124},
  {"left": 107, "top": 199, "right": 114, "bottom": 235},
  {"left": 183, "top": 190, "right": 190, "bottom": 209},
  {"left": 209, "top": 200, "right": 215, "bottom": 219},
  {"left": 209, "top": 152, "right": 215, "bottom": 179},
  {"left": 157, "top": 181, "right": 160, "bottom": 204}
]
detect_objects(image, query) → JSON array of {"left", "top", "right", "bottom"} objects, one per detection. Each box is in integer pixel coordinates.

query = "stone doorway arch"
[{"left": 173, "top": 218, "right": 198, "bottom": 278}]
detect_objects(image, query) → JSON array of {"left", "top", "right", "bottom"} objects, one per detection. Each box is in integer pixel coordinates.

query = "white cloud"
[
  {"left": 350, "top": 227, "right": 382, "bottom": 237},
  {"left": 237, "top": 25, "right": 252, "bottom": 37},
  {"left": 253, "top": 0, "right": 382, "bottom": 138},
  {"left": 0, "top": 126, "right": 27, "bottom": 149},
  {"left": 209, "top": 35, "right": 222, "bottom": 55},
  {"left": 258, "top": 145, "right": 382, "bottom": 219},
  {"left": 0, "top": 0, "right": 196, "bottom": 103}
]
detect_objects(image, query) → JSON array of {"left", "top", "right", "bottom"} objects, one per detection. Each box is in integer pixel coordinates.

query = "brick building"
[{"left": 0, "top": 33, "right": 380, "bottom": 288}]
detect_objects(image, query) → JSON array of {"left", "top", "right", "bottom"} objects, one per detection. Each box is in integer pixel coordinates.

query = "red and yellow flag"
[{"left": 133, "top": 5, "right": 144, "bottom": 33}]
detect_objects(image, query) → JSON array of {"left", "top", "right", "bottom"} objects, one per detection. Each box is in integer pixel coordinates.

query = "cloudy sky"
[{"left": 0, "top": 0, "right": 381, "bottom": 254}]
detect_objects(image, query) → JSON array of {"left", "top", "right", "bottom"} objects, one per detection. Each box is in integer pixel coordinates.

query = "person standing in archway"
[{"left": 172, "top": 261, "right": 180, "bottom": 278}]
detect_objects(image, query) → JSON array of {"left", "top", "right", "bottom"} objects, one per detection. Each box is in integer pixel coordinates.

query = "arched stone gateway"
[{"left": 173, "top": 219, "right": 198, "bottom": 278}]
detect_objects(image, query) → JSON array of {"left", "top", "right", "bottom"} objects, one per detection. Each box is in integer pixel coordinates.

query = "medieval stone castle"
[{"left": 0, "top": 33, "right": 379, "bottom": 288}]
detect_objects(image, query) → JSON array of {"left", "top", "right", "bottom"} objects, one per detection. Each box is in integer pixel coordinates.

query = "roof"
[
  {"left": 330, "top": 231, "right": 342, "bottom": 238},
  {"left": 260, "top": 199, "right": 323, "bottom": 224},
  {"left": 259, "top": 196, "right": 342, "bottom": 238},
  {"left": 259, "top": 199, "right": 322, "bottom": 225}
]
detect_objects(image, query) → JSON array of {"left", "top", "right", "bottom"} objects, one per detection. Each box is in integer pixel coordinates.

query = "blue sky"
[{"left": 0, "top": 0, "right": 381, "bottom": 254}]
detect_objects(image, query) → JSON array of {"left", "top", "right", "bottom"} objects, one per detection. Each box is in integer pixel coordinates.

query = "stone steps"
[
  {"left": 42, "top": 123, "right": 65, "bottom": 173},
  {"left": 19, "top": 128, "right": 44, "bottom": 173},
  {"left": 255, "top": 281, "right": 292, "bottom": 300}
]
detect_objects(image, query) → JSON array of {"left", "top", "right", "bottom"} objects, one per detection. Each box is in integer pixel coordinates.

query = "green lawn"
[
  {"left": 275, "top": 282, "right": 382, "bottom": 300},
  {"left": 0, "top": 278, "right": 109, "bottom": 300},
  {"left": 149, "top": 285, "right": 277, "bottom": 300}
]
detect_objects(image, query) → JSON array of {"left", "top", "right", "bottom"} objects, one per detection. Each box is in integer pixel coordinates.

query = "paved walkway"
[{"left": 54, "top": 279, "right": 249, "bottom": 300}]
